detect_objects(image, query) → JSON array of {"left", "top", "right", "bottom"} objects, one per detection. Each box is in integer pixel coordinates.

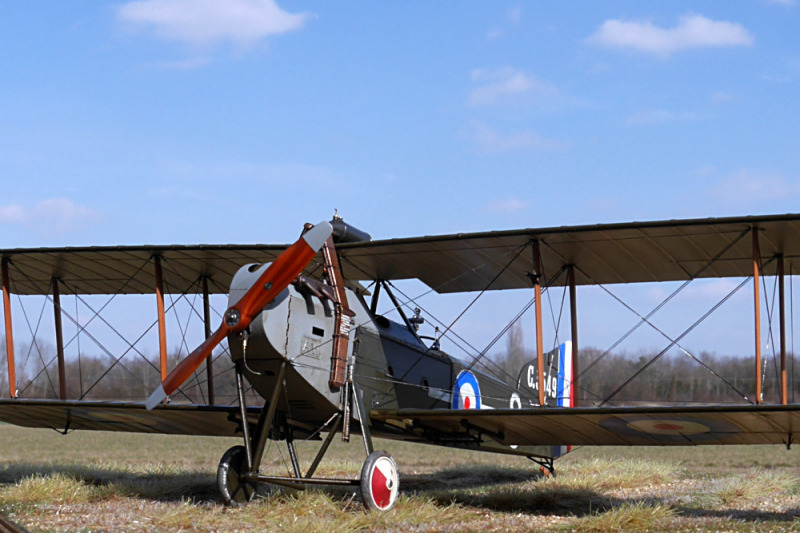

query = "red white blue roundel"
[{"left": 452, "top": 371, "right": 481, "bottom": 410}]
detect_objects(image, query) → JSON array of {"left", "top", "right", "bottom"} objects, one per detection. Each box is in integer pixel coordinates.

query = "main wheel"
[
  {"left": 359, "top": 450, "right": 399, "bottom": 511},
  {"left": 217, "top": 445, "right": 257, "bottom": 507}
]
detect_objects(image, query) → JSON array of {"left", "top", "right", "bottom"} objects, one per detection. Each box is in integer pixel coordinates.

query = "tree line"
[
  {"left": 0, "top": 337, "right": 252, "bottom": 405},
  {"left": 1, "top": 330, "right": 797, "bottom": 406},
  {"left": 492, "top": 323, "right": 798, "bottom": 406}
]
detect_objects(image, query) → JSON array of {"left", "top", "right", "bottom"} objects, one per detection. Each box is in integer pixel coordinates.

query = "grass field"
[{"left": 0, "top": 425, "right": 798, "bottom": 531}]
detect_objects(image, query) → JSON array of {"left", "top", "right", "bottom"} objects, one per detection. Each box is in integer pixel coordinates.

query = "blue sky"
[
  {"left": 1, "top": 1, "right": 799, "bottom": 361},
  {"left": 2, "top": 1, "right": 799, "bottom": 246}
]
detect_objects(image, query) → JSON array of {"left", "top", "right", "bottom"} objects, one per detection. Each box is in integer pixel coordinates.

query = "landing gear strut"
[
  {"left": 529, "top": 456, "right": 556, "bottom": 478},
  {"left": 218, "top": 361, "right": 398, "bottom": 511}
]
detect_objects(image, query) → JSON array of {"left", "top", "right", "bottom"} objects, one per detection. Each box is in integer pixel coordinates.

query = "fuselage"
[{"left": 227, "top": 262, "right": 552, "bottom": 457}]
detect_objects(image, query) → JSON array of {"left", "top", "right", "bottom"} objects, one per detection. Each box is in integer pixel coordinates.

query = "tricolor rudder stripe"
[{"left": 553, "top": 341, "right": 573, "bottom": 458}]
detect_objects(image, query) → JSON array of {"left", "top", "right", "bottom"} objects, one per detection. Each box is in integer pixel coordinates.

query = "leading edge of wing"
[
  {"left": 0, "top": 399, "right": 258, "bottom": 437},
  {"left": 370, "top": 404, "right": 800, "bottom": 447},
  {"left": 338, "top": 213, "right": 800, "bottom": 292}
]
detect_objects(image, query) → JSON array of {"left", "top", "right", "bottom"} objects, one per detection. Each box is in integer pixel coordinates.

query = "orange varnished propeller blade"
[{"left": 146, "top": 221, "right": 333, "bottom": 410}]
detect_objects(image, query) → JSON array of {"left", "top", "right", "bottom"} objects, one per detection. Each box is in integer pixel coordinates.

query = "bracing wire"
[
  {"left": 572, "top": 227, "right": 751, "bottom": 380},
  {"left": 598, "top": 269, "right": 766, "bottom": 406}
]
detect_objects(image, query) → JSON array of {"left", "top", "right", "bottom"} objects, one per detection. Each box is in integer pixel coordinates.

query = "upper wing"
[
  {"left": 3, "top": 214, "right": 800, "bottom": 296},
  {"left": 370, "top": 404, "right": 800, "bottom": 447},
  {"left": 338, "top": 213, "right": 800, "bottom": 292},
  {"left": 0, "top": 245, "right": 288, "bottom": 295},
  {"left": 0, "top": 399, "right": 257, "bottom": 436}
]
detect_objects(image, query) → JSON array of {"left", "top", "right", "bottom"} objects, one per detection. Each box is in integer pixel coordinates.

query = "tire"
[
  {"left": 359, "top": 450, "right": 399, "bottom": 511},
  {"left": 217, "top": 445, "right": 257, "bottom": 507}
]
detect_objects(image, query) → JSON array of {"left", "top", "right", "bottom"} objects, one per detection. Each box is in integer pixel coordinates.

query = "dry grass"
[
  {"left": 565, "top": 502, "right": 677, "bottom": 532},
  {"left": 0, "top": 426, "right": 799, "bottom": 531},
  {"left": 709, "top": 470, "right": 799, "bottom": 507}
]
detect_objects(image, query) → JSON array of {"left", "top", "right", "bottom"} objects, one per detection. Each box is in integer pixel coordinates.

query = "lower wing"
[
  {"left": 371, "top": 404, "right": 800, "bottom": 447},
  {"left": 0, "top": 399, "right": 253, "bottom": 436}
]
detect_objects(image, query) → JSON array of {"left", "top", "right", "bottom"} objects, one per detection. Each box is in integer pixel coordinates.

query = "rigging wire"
[
  {"left": 462, "top": 265, "right": 568, "bottom": 378},
  {"left": 574, "top": 227, "right": 752, "bottom": 380},
  {"left": 762, "top": 261, "right": 778, "bottom": 400},
  {"left": 394, "top": 244, "right": 529, "bottom": 383},
  {"left": 598, "top": 270, "right": 764, "bottom": 406},
  {"left": 14, "top": 292, "right": 58, "bottom": 397},
  {"left": 384, "top": 281, "right": 522, "bottom": 386},
  {"left": 6, "top": 257, "right": 161, "bottom": 398}
]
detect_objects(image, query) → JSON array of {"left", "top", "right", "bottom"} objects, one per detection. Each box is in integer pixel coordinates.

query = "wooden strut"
[
  {"left": 753, "top": 229, "right": 762, "bottom": 405},
  {"left": 568, "top": 265, "right": 579, "bottom": 407},
  {"left": 202, "top": 276, "right": 215, "bottom": 405},
  {"left": 1, "top": 257, "right": 16, "bottom": 398},
  {"left": 153, "top": 255, "right": 168, "bottom": 382},
  {"left": 52, "top": 278, "right": 67, "bottom": 400},
  {"left": 779, "top": 255, "right": 787, "bottom": 405},
  {"left": 532, "top": 240, "right": 545, "bottom": 407}
]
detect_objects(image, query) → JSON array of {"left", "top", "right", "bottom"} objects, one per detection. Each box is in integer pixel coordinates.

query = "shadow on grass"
[
  {"left": 673, "top": 506, "right": 800, "bottom": 524},
  {"left": 4, "top": 462, "right": 798, "bottom": 526},
  {"left": 402, "top": 464, "right": 618, "bottom": 516},
  {"left": 0, "top": 463, "right": 220, "bottom": 502}
]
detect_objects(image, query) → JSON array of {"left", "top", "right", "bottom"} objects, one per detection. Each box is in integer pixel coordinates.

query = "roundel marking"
[
  {"left": 626, "top": 419, "right": 710, "bottom": 436},
  {"left": 599, "top": 416, "right": 739, "bottom": 443},
  {"left": 452, "top": 371, "right": 481, "bottom": 410}
]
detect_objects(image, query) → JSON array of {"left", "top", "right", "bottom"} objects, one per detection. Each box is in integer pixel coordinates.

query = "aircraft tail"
[
  {"left": 552, "top": 341, "right": 573, "bottom": 458},
  {"left": 517, "top": 341, "right": 573, "bottom": 457}
]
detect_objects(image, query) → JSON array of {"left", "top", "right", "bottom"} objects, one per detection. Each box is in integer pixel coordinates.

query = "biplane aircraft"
[{"left": 1, "top": 213, "right": 800, "bottom": 511}]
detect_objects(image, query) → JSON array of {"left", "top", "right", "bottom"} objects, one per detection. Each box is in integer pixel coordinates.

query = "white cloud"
[
  {"left": 155, "top": 56, "right": 212, "bottom": 70},
  {"left": 711, "top": 92, "right": 737, "bottom": 105},
  {"left": 468, "top": 67, "right": 560, "bottom": 106},
  {"left": 0, "top": 198, "right": 100, "bottom": 234},
  {"left": 484, "top": 197, "right": 529, "bottom": 213},
  {"left": 459, "top": 121, "right": 568, "bottom": 153},
  {"left": 586, "top": 14, "right": 754, "bottom": 57},
  {"left": 625, "top": 109, "right": 694, "bottom": 126},
  {"left": 486, "top": 26, "right": 504, "bottom": 41},
  {"left": 708, "top": 169, "right": 800, "bottom": 204},
  {"left": 506, "top": 7, "right": 522, "bottom": 24},
  {"left": 485, "top": 8, "right": 522, "bottom": 41},
  {"left": 117, "top": 0, "right": 310, "bottom": 48},
  {"left": 0, "top": 205, "right": 26, "bottom": 223}
]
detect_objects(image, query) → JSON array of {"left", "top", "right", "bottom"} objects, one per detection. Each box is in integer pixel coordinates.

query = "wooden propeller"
[{"left": 146, "top": 221, "right": 333, "bottom": 410}]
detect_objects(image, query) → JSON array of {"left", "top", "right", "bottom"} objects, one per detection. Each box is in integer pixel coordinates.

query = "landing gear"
[
  {"left": 360, "top": 451, "right": 399, "bottom": 511},
  {"left": 529, "top": 456, "right": 556, "bottom": 478},
  {"left": 217, "top": 445, "right": 257, "bottom": 506},
  {"left": 218, "top": 361, "right": 399, "bottom": 511}
]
